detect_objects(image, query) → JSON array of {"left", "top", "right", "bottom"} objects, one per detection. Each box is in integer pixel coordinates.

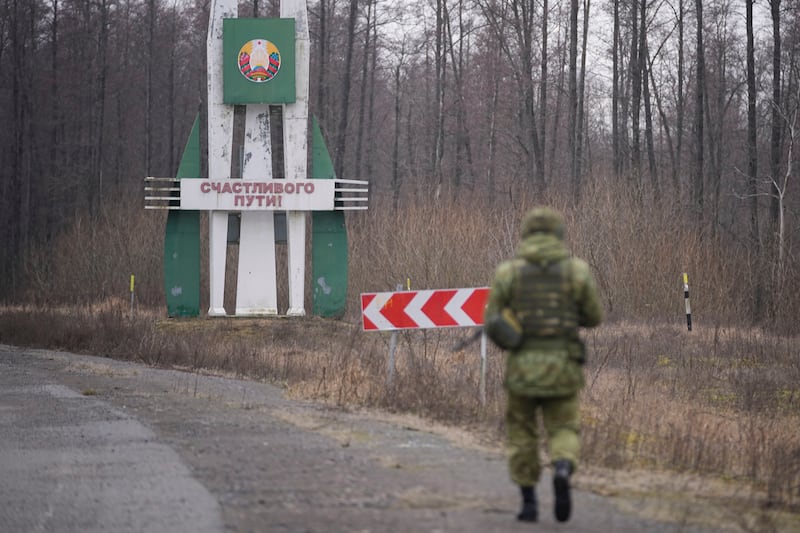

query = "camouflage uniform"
[{"left": 484, "top": 207, "right": 603, "bottom": 521}]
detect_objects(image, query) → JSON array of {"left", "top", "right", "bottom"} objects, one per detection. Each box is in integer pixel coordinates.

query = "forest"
[
  {"left": 1, "top": 0, "right": 800, "bottom": 326},
  {"left": 3, "top": 0, "right": 800, "bottom": 518}
]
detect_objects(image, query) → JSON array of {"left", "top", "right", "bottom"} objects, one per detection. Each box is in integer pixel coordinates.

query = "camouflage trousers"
[{"left": 505, "top": 392, "right": 580, "bottom": 486}]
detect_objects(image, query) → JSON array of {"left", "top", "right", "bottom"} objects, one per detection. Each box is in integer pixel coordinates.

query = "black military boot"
[
  {"left": 516, "top": 485, "right": 537, "bottom": 522},
  {"left": 553, "top": 460, "right": 573, "bottom": 522}
]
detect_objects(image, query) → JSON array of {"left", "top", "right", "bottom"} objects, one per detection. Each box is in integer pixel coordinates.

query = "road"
[{"left": 0, "top": 344, "right": 731, "bottom": 532}]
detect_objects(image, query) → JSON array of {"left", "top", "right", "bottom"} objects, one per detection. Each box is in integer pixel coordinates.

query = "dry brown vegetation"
[{"left": 2, "top": 186, "right": 799, "bottom": 522}]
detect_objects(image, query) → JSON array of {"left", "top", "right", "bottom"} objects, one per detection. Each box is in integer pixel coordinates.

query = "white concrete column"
[
  {"left": 236, "top": 105, "right": 278, "bottom": 316},
  {"left": 206, "top": 0, "right": 237, "bottom": 316},
  {"left": 208, "top": 211, "right": 229, "bottom": 316},
  {"left": 281, "top": 0, "right": 309, "bottom": 317}
]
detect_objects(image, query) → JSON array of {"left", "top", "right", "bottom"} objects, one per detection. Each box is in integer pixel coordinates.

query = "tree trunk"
[
  {"left": 365, "top": 15, "right": 377, "bottom": 182},
  {"left": 642, "top": 27, "right": 659, "bottom": 200},
  {"left": 549, "top": 15, "right": 568, "bottom": 178},
  {"left": 776, "top": 97, "right": 797, "bottom": 284},
  {"left": 612, "top": 0, "right": 620, "bottom": 179},
  {"left": 486, "top": 47, "right": 500, "bottom": 201},
  {"left": 649, "top": 59, "right": 675, "bottom": 192},
  {"left": 10, "top": 0, "right": 24, "bottom": 289},
  {"left": 354, "top": 0, "right": 374, "bottom": 178},
  {"left": 393, "top": 62, "right": 401, "bottom": 209},
  {"left": 693, "top": 0, "right": 705, "bottom": 219},
  {"left": 444, "top": 0, "right": 477, "bottom": 190},
  {"left": 675, "top": 0, "right": 685, "bottom": 196},
  {"left": 769, "top": 0, "right": 782, "bottom": 232},
  {"left": 433, "top": 0, "right": 446, "bottom": 194},
  {"left": 92, "top": 0, "right": 109, "bottom": 216},
  {"left": 168, "top": 6, "right": 177, "bottom": 175},
  {"left": 630, "top": 0, "right": 642, "bottom": 190},
  {"left": 539, "top": 0, "right": 548, "bottom": 185},
  {"left": 746, "top": 0, "right": 759, "bottom": 245},
  {"left": 316, "top": 0, "right": 329, "bottom": 116},
  {"left": 48, "top": 0, "right": 60, "bottom": 240},
  {"left": 20, "top": 0, "right": 33, "bottom": 262},
  {"left": 746, "top": 0, "right": 764, "bottom": 319},
  {"left": 333, "top": 0, "right": 359, "bottom": 179},
  {"left": 145, "top": 0, "right": 155, "bottom": 176},
  {"left": 568, "top": 0, "right": 579, "bottom": 194},
  {"left": 574, "top": 0, "right": 589, "bottom": 200}
]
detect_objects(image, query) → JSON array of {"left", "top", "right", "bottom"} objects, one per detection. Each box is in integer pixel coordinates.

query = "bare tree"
[
  {"left": 145, "top": 0, "right": 155, "bottom": 176},
  {"left": 92, "top": 0, "right": 110, "bottom": 217},
  {"left": 771, "top": 86, "right": 799, "bottom": 284},
  {"left": 47, "top": 0, "right": 60, "bottom": 240},
  {"left": 0, "top": 0, "right": 201, "bottom": 294},
  {"left": 391, "top": 39, "right": 410, "bottom": 207},
  {"left": 704, "top": 0, "right": 742, "bottom": 234},
  {"left": 641, "top": 1, "right": 658, "bottom": 199},
  {"left": 693, "top": 0, "right": 706, "bottom": 219},
  {"left": 746, "top": 0, "right": 760, "bottom": 248},
  {"left": 744, "top": 0, "right": 765, "bottom": 319},
  {"left": 364, "top": 8, "right": 378, "bottom": 184},
  {"left": 443, "top": 0, "right": 477, "bottom": 189},
  {"left": 333, "top": 0, "right": 359, "bottom": 179},
  {"left": 612, "top": 0, "right": 620, "bottom": 179},
  {"left": 539, "top": 0, "right": 548, "bottom": 185},
  {"left": 475, "top": 0, "right": 543, "bottom": 189},
  {"left": 354, "top": 0, "right": 375, "bottom": 178},
  {"left": 393, "top": 58, "right": 402, "bottom": 208},
  {"left": 629, "top": 0, "right": 642, "bottom": 193},
  {"left": 574, "top": 0, "right": 590, "bottom": 199},
  {"left": 433, "top": 0, "right": 446, "bottom": 194},
  {"left": 675, "top": 0, "right": 686, "bottom": 195},
  {"left": 769, "top": 0, "right": 782, "bottom": 230},
  {"left": 549, "top": 10, "right": 568, "bottom": 179},
  {"left": 485, "top": 42, "right": 501, "bottom": 200},
  {"left": 568, "top": 0, "right": 579, "bottom": 193},
  {"left": 314, "top": 0, "right": 330, "bottom": 116}
]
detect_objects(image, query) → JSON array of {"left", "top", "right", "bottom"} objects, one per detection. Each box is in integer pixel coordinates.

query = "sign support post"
[{"left": 361, "top": 287, "right": 490, "bottom": 405}]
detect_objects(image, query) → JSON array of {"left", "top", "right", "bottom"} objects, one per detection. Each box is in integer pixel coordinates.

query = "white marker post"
[
  {"left": 683, "top": 272, "right": 692, "bottom": 331},
  {"left": 129, "top": 274, "right": 135, "bottom": 319}
]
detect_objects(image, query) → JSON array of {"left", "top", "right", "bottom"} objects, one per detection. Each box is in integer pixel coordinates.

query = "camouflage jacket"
[{"left": 485, "top": 233, "right": 603, "bottom": 397}]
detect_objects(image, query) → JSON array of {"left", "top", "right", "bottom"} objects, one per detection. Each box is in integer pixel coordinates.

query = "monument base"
[{"left": 235, "top": 307, "right": 279, "bottom": 316}]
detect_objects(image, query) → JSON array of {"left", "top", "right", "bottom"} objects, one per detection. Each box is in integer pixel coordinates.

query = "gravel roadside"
[{"left": 0, "top": 345, "right": 767, "bottom": 532}]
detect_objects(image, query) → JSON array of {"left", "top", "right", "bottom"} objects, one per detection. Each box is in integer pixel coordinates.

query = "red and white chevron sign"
[{"left": 360, "top": 287, "right": 490, "bottom": 331}]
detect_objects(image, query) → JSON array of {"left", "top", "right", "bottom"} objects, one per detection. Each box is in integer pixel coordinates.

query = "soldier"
[{"left": 483, "top": 206, "right": 603, "bottom": 523}]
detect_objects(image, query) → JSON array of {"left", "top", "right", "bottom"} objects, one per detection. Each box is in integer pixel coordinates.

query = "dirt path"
[{"left": 0, "top": 345, "right": 767, "bottom": 532}]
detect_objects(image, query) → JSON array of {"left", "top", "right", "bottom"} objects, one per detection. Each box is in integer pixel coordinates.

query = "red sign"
[{"left": 360, "top": 288, "right": 489, "bottom": 331}]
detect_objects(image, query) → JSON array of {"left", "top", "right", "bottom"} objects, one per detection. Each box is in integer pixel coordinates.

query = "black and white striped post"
[{"left": 683, "top": 272, "right": 692, "bottom": 331}]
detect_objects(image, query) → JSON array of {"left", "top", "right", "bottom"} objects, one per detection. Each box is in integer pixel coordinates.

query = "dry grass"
[
  {"left": 3, "top": 184, "right": 800, "bottom": 517},
  {"left": 2, "top": 305, "right": 798, "bottom": 515},
  {"left": 582, "top": 323, "right": 800, "bottom": 510}
]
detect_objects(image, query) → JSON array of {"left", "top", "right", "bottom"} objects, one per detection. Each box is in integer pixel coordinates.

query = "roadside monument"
[{"left": 145, "top": 0, "right": 367, "bottom": 318}]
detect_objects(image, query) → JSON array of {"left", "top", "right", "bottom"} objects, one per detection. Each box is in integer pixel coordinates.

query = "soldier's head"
[{"left": 521, "top": 207, "right": 565, "bottom": 239}]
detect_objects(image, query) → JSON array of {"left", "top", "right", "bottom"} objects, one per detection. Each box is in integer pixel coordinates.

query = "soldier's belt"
[{"left": 518, "top": 338, "right": 571, "bottom": 351}]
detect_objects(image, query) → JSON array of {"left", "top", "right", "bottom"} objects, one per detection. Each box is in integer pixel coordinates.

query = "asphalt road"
[{"left": 0, "top": 344, "right": 739, "bottom": 532}]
